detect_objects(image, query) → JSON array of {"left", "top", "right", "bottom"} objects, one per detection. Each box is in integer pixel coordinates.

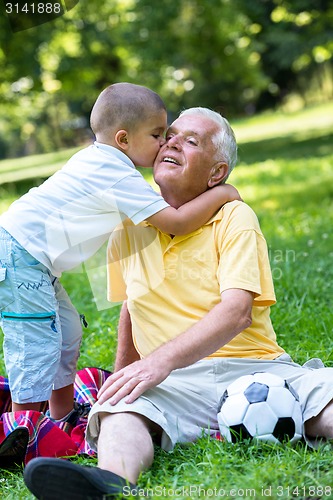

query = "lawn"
[{"left": 0, "top": 102, "right": 333, "bottom": 499}]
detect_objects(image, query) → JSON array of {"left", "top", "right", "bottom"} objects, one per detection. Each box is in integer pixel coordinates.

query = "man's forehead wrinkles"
[{"left": 167, "top": 126, "right": 201, "bottom": 137}]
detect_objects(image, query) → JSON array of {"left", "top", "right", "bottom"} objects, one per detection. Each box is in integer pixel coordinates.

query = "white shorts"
[{"left": 86, "top": 354, "right": 333, "bottom": 451}]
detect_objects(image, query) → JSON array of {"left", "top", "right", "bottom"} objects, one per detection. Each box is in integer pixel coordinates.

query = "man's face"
[{"left": 153, "top": 114, "right": 222, "bottom": 204}]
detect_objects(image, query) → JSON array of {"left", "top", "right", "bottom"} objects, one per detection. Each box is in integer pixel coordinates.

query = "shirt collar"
[
  {"left": 143, "top": 206, "right": 224, "bottom": 235},
  {"left": 207, "top": 207, "right": 224, "bottom": 225},
  {"left": 94, "top": 141, "right": 135, "bottom": 169}
]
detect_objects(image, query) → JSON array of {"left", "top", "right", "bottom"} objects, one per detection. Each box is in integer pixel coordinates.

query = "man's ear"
[
  {"left": 208, "top": 162, "right": 229, "bottom": 188},
  {"left": 115, "top": 130, "right": 129, "bottom": 150}
]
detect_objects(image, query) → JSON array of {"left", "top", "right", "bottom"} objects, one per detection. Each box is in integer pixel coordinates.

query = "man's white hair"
[{"left": 179, "top": 107, "right": 237, "bottom": 179}]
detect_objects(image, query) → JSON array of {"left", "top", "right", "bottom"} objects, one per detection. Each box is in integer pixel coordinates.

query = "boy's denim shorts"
[{"left": 0, "top": 227, "right": 82, "bottom": 403}]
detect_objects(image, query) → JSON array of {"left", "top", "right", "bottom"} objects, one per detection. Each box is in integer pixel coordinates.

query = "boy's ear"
[
  {"left": 208, "top": 162, "right": 229, "bottom": 188},
  {"left": 115, "top": 130, "right": 129, "bottom": 150}
]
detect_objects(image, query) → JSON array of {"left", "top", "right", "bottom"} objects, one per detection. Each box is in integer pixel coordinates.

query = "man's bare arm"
[
  {"left": 98, "top": 288, "right": 253, "bottom": 405},
  {"left": 114, "top": 301, "right": 140, "bottom": 372}
]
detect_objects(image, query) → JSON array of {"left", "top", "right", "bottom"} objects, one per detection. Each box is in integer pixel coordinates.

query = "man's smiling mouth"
[{"left": 162, "top": 156, "right": 180, "bottom": 165}]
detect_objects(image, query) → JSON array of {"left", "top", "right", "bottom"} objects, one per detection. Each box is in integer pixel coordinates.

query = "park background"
[{"left": 0, "top": 0, "right": 333, "bottom": 498}]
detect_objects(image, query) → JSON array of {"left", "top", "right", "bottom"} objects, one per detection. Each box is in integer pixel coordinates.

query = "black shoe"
[
  {"left": 66, "top": 401, "right": 91, "bottom": 426},
  {"left": 45, "top": 401, "right": 91, "bottom": 427},
  {"left": 23, "top": 457, "right": 137, "bottom": 499},
  {"left": 0, "top": 427, "right": 29, "bottom": 469}
]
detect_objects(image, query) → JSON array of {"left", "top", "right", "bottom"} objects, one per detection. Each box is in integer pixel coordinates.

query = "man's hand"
[
  {"left": 97, "top": 357, "right": 172, "bottom": 406},
  {"left": 98, "top": 289, "right": 253, "bottom": 407}
]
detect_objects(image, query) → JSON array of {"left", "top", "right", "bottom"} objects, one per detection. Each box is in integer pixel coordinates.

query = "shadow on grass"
[
  {"left": 256, "top": 176, "right": 333, "bottom": 214},
  {"left": 238, "top": 129, "right": 333, "bottom": 165},
  {"left": 233, "top": 127, "right": 333, "bottom": 215}
]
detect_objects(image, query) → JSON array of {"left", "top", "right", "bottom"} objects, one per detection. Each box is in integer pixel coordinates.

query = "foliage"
[
  {"left": 0, "top": 0, "right": 332, "bottom": 158},
  {"left": 0, "top": 103, "right": 332, "bottom": 497},
  {"left": 237, "top": 0, "right": 333, "bottom": 107}
]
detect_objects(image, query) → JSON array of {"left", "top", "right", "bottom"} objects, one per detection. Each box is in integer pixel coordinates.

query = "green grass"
[
  {"left": 0, "top": 102, "right": 333, "bottom": 498},
  {"left": 0, "top": 147, "right": 80, "bottom": 186}
]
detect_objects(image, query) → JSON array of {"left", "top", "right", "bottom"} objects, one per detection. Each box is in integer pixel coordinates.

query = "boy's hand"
[{"left": 218, "top": 184, "right": 243, "bottom": 203}]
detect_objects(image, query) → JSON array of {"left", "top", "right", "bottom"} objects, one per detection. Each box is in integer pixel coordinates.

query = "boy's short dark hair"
[{"left": 90, "top": 83, "right": 166, "bottom": 137}]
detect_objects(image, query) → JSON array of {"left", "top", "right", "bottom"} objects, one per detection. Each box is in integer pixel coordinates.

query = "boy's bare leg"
[
  {"left": 97, "top": 412, "right": 156, "bottom": 485},
  {"left": 48, "top": 383, "right": 75, "bottom": 420},
  {"left": 12, "top": 401, "right": 43, "bottom": 412},
  {"left": 11, "top": 384, "right": 74, "bottom": 418}
]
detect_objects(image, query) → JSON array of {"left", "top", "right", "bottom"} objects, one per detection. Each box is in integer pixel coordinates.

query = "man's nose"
[{"left": 166, "top": 135, "right": 181, "bottom": 149}]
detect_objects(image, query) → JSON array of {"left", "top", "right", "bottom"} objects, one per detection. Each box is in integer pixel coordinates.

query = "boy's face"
[{"left": 126, "top": 110, "right": 167, "bottom": 168}]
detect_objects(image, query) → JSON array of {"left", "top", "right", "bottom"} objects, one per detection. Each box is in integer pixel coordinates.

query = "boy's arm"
[{"left": 146, "top": 184, "right": 241, "bottom": 235}]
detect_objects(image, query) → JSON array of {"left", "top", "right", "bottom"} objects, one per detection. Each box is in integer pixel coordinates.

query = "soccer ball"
[{"left": 217, "top": 372, "right": 303, "bottom": 444}]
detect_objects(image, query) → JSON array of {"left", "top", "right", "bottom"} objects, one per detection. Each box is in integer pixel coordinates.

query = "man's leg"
[
  {"left": 23, "top": 410, "right": 159, "bottom": 499},
  {"left": 98, "top": 412, "right": 157, "bottom": 484},
  {"left": 305, "top": 400, "right": 333, "bottom": 439}
]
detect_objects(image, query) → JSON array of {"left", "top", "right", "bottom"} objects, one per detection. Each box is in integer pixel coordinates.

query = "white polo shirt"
[{"left": 0, "top": 142, "right": 169, "bottom": 276}]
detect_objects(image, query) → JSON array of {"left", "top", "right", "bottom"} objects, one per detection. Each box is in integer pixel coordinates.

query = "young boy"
[{"left": 0, "top": 83, "right": 239, "bottom": 423}]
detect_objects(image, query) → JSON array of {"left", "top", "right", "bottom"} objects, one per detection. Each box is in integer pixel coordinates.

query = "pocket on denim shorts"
[
  {"left": 1, "top": 311, "right": 57, "bottom": 363},
  {"left": 1, "top": 311, "right": 57, "bottom": 332},
  {"left": 0, "top": 267, "right": 6, "bottom": 283},
  {"left": 12, "top": 241, "right": 40, "bottom": 268},
  {"left": 0, "top": 266, "right": 15, "bottom": 311},
  {"left": 2, "top": 311, "right": 58, "bottom": 377}
]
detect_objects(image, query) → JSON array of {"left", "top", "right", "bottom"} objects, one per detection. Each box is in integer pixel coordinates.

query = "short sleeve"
[
  {"left": 101, "top": 172, "right": 169, "bottom": 225},
  {"left": 107, "top": 229, "right": 127, "bottom": 303},
  {"left": 215, "top": 203, "right": 276, "bottom": 306}
]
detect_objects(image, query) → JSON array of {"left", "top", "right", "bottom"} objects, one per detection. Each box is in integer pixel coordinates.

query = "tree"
[
  {"left": 0, "top": 0, "right": 331, "bottom": 158},
  {"left": 236, "top": 0, "right": 333, "bottom": 108}
]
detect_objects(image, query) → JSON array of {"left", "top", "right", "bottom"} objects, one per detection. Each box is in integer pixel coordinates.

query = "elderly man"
[{"left": 24, "top": 108, "right": 333, "bottom": 499}]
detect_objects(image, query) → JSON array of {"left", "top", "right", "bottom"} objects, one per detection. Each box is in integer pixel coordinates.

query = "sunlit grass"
[
  {"left": 232, "top": 101, "right": 333, "bottom": 142},
  {"left": 0, "top": 147, "right": 80, "bottom": 185}
]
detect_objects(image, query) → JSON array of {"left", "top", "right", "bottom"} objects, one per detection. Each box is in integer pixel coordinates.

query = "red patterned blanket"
[{"left": 0, "top": 367, "right": 111, "bottom": 468}]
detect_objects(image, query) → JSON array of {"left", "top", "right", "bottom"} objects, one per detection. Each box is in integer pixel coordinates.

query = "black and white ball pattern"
[{"left": 217, "top": 372, "right": 303, "bottom": 444}]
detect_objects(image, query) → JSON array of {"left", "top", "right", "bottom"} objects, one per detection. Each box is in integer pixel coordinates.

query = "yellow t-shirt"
[{"left": 107, "top": 201, "right": 285, "bottom": 360}]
